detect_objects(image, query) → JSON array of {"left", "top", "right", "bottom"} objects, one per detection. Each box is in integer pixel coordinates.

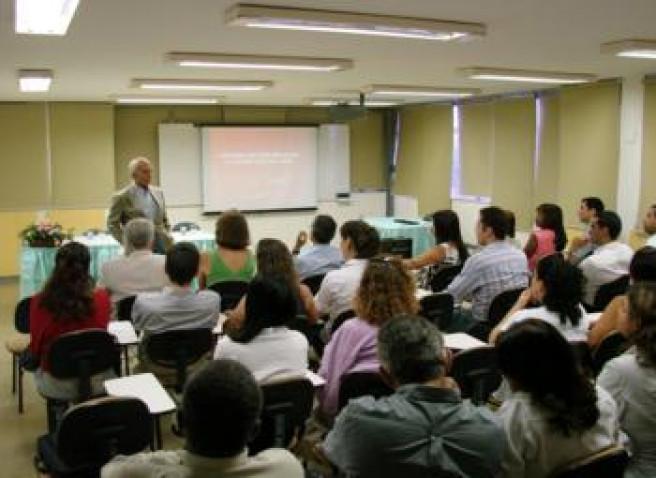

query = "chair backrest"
[
  {"left": 116, "top": 296, "right": 136, "bottom": 322},
  {"left": 592, "top": 331, "right": 628, "bottom": 376},
  {"left": 48, "top": 329, "right": 119, "bottom": 402},
  {"left": 57, "top": 396, "right": 151, "bottom": 469},
  {"left": 14, "top": 296, "right": 31, "bottom": 333},
  {"left": 550, "top": 445, "right": 629, "bottom": 478},
  {"left": 208, "top": 281, "right": 249, "bottom": 312},
  {"left": 487, "top": 288, "right": 525, "bottom": 327},
  {"left": 450, "top": 346, "right": 501, "bottom": 405},
  {"left": 380, "top": 238, "right": 413, "bottom": 259},
  {"left": 330, "top": 309, "right": 357, "bottom": 335},
  {"left": 145, "top": 328, "right": 213, "bottom": 392},
  {"left": 249, "top": 378, "right": 315, "bottom": 454},
  {"left": 593, "top": 275, "right": 630, "bottom": 312},
  {"left": 172, "top": 221, "right": 201, "bottom": 232},
  {"left": 338, "top": 372, "right": 393, "bottom": 411},
  {"left": 301, "top": 274, "right": 326, "bottom": 295},
  {"left": 419, "top": 293, "right": 454, "bottom": 330},
  {"left": 429, "top": 264, "right": 463, "bottom": 292}
]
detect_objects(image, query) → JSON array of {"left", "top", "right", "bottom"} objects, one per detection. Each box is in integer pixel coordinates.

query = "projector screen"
[{"left": 201, "top": 126, "right": 318, "bottom": 213}]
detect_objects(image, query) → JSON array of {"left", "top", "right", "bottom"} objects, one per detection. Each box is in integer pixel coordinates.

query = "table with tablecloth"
[
  {"left": 364, "top": 217, "right": 435, "bottom": 257},
  {"left": 19, "top": 231, "right": 215, "bottom": 298}
]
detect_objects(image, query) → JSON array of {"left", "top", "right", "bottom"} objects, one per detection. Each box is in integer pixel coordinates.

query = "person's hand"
[
  {"left": 516, "top": 288, "right": 533, "bottom": 309},
  {"left": 293, "top": 231, "right": 308, "bottom": 254}
]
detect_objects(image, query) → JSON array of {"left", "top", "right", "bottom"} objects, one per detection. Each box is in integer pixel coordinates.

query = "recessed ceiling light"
[
  {"left": 115, "top": 96, "right": 221, "bottom": 105},
  {"left": 18, "top": 69, "right": 52, "bottom": 92},
  {"left": 15, "top": 0, "right": 80, "bottom": 35},
  {"left": 131, "top": 79, "right": 272, "bottom": 91},
  {"left": 460, "top": 67, "right": 596, "bottom": 85},
  {"left": 364, "top": 85, "right": 479, "bottom": 98},
  {"left": 168, "top": 52, "right": 353, "bottom": 72},
  {"left": 601, "top": 39, "right": 656, "bottom": 59},
  {"left": 226, "top": 4, "right": 485, "bottom": 41},
  {"left": 308, "top": 97, "right": 399, "bottom": 107}
]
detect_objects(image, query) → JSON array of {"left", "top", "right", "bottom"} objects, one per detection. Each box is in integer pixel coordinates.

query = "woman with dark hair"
[
  {"left": 598, "top": 282, "right": 656, "bottom": 478},
  {"left": 214, "top": 276, "right": 308, "bottom": 382},
  {"left": 403, "top": 209, "right": 469, "bottom": 270},
  {"left": 489, "top": 253, "right": 589, "bottom": 343},
  {"left": 589, "top": 246, "right": 656, "bottom": 347},
  {"left": 225, "top": 238, "right": 318, "bottom": 328},
  {"left": 198, "top": 209, "right": 255, "bottom": 289},
  {"left": 318, "top": 258, "right": 419, "bottom": 419},
  {"left": 525, "top": 203, "right": 567, "bottom": 272},
  {"left": 29, "top": 242, "right": 113, "bottom": 399},
  {"left": 496, "top": 320, "right": 619, "bottom": 478}
]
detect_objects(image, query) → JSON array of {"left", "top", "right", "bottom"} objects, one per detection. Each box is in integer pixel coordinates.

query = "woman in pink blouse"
[
  {"left": 318, "top": 258, "right": 419, "bottom": 420},
  {"left": 525, "top": 203, "right": 567, "bottom": 272}
]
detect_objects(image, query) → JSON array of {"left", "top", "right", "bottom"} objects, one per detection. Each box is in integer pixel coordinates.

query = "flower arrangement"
[{"left": 20, "top": 220, "right": 71, "bottom": 247}]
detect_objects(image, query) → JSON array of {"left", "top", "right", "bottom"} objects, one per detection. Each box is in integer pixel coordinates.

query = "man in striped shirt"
[{"left": 447, "top": 206, "right": 529, "bottom": 332}]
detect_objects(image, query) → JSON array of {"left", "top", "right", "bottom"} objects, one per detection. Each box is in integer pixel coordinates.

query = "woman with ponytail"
[
  {"left": 489, "top": 253, "right": 590, "bottom": 343},
  {"left": 30, "top": 241, "right": 113, "bottom": 399},
  {"left": 598, "top": 282, "right": 656, "bottom": 477},
  {"left": 496, "top": 319, "right": 619, "bottom": 478}
]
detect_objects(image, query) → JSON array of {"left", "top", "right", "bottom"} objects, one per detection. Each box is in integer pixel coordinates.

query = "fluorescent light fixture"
[
  {"left": 364, "top": 84, "right": 479, "bottom": 98},
  {"left": 115, "top": 96, "right": 221, "bottom": 105},
  {"left": 168, "top": 52, "right": 353, "bottom": 71},
  {"left": 16, "top": 0, "right": 80, "bottom": 35},
  {"left": 461, "top": 67, "right": 596, "bottom": 85},
  {"left": 18, "top": 69, "right": 52, "bottom": 92},
  {"left": 226, "top": 4, "right": 485, "bottom": 41},
  {"left": 308, "top": 97, "right": 398, "bottom": 107},
  {"left": 602, "top": 39, "right": 656, "bottom": 59},
  {"left": 132, "top": 79, "right": 272, "bottom": 91}
]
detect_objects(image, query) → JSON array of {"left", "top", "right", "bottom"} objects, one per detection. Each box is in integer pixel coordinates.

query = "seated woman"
[
  {"left": 225, "top": 238, "right": 318, "bottom": 329},
  {"left": 598, "top": 282, "right": 656, "bottom": 478},
  {"left": 403, "top": 209, "right": 468, "bottom": 271},
  {"left": 496, "top": 319, "right": 619, "bottom": 478},
  {"left": 524, "top": 203, "right": 567, "bottom": 273},
  {"left": 214, "top": 276, "right": 309, "bottom": 383},
  {"left": 589, "top": 246, "right": 656, "bottom": 348},
  {"left": 489, "top": 253, "right": 590, "bottom": 343},
  {"left": 29, "top": 242, "right": 114, "bottom": 401},
  {"left": 198, "top": 209, "right": 255, "bottom": 289},
  {"left": 318, "top": 258, "right": 419, "bottom": 420}
]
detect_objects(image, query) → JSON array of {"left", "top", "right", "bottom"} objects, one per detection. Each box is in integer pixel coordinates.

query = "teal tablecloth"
[
  {"left": 19, "top": 232, "right": 216, "bottom": 299},
  {"left": 365, "top": 217, "right": 435, "bottom": 257}
]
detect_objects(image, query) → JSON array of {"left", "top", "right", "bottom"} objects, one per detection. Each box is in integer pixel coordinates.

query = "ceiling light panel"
[
  {"left": 308, "top": 97, "right": 399, "bottom": 107},
  {"left": 18, "top": 69, "right": 53, "bottom": 92},
  {"left": 168, "top": 52, "right": 353, "bottom": 71},
  {"left": 602, "top": 39, "right": 656, "bottom": 59},
  {"left": 461, "top": 67, "right": 596, "bottom": 84},
  {"left": 15, "top": 0, "right": 80, "bottom": 35},
  {"left": 364, "top": 85, "right": 479, "bottom": 98},
  {"left": 132, "top": 79, "right": 272, "bottom": 91},
  {"left": 115, "top": 96, "right": 221, "bottom": 105},
  {"left": 226, "top": 4, "right": 485, "bottom": 41}
]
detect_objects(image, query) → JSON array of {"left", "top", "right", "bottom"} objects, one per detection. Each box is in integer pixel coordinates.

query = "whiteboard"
[{"left": 158, "top": 123, "right": 202, "bottom": 206}]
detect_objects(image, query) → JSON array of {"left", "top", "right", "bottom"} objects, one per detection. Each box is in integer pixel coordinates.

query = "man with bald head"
[{"left": 108, "top": 157, "right": 172, "bottom": 253}]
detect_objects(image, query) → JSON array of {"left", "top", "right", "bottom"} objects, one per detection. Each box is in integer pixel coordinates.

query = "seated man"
[
  {"left": 292, "top": 214, "right": 343, "bottom": 281},
  {"left": 568, "top": 196, "right": 605, "bottom": 265},
  {"left": 101, "top": 359, "right": 304, "bottom": 478},
  {"left": 99, "top": 218, "right": 167, "bottom": 319},
  {"left": 446, "top": 206, "right": 529, "bottom": 332},
  {"left": 323, "top": 314, "right": 505, "bottom": 477},
  {"left": 644, "top": 204, "right": 656, "bottom": 247},
  {"left": 579, "top": 210, "right": 634, "bottom": 306},
  {"left": 132, "top": 242, "right": 220, "bottom": 375}
]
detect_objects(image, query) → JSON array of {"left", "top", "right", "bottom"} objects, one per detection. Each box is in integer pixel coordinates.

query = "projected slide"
[{"left": 201, "top": 126, "right": 318, "bottom": 212}]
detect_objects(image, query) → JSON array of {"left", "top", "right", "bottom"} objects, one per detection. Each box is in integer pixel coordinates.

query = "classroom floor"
[{"left": 0, "top": 279, "right": 183, "bottom": 478}]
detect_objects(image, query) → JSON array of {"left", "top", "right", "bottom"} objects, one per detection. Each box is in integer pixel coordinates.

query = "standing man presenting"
[{"left": 108, "top": 157, "right": 172, "bottom": 253}]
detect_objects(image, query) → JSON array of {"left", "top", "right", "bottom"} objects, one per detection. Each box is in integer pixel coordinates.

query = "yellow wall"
[
  {"left": 348, "top": 111, "right": 386, "bottom": 189},
  {"left": 641, "top": 81, "right": 656, "bottom": 217}
]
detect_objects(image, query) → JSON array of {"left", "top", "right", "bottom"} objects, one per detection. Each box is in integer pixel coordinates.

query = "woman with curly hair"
[
  {"left": 29, "top": 242, "right": 113, "bottom": 400},
  {"left": 489, "top": 253, "right": 589, "bottom": 344},
  {"left": 317, "top": 258, "right": 419, "bottom": 419},
  {"left": 496, "top": 319, "right": 619, "bottom": 478},
  {"left": 598, "top": 282, "right": 656, "bottom": 477}
]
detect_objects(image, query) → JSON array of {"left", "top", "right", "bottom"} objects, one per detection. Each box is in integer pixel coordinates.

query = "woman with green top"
[{"left": 198, "top": 209, "right": 255, "bottom": 289}]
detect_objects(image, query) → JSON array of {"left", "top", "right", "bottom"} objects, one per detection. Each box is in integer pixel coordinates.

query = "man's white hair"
[{"left": 128, "top": 156, "right": 151, "bottom": 177}]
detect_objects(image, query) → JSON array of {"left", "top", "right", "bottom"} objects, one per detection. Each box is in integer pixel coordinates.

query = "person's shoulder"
[
  {"left": 285, "top": 328, "right": 310, "bottom": 346},
  {"left": 197, "top": 290, "right": 221, "bottom": 305},
  {"left": 248, "top": 448, "right": 304, "bottom": 477},
  {"left": 94, "top": 288, "right": 111, "bottom": 306},
  {"left": 101, "top": 450, "right": 184, "bottom": 477},
  {"left": 112, "top": 185, "right": 133, "bottom": 198}
]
